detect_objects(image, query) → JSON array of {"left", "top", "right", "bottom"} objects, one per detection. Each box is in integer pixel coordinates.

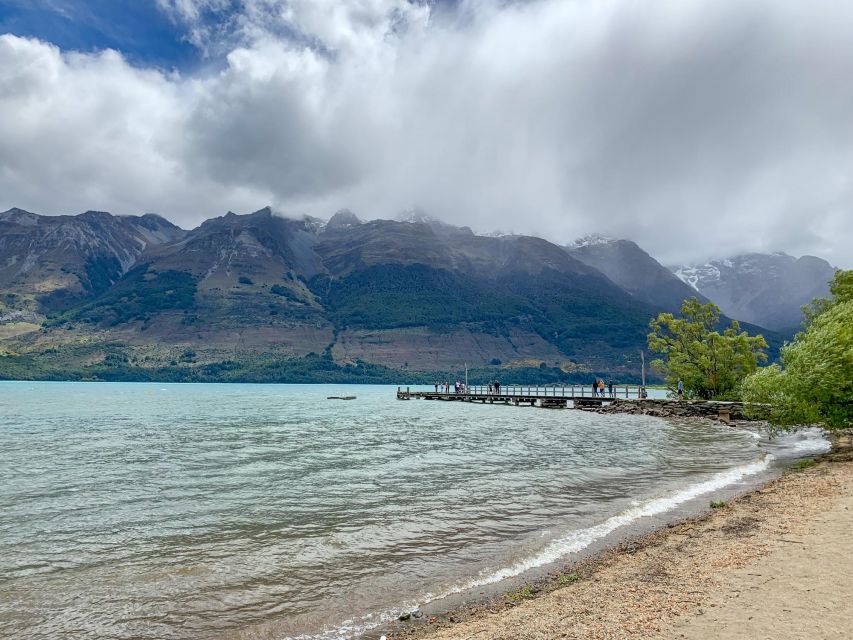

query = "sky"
[{"left": 1, "top": 0, "right": 851, "bottom": 268}]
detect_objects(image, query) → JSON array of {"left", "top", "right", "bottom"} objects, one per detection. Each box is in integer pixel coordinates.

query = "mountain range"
[
  {"left": 671, "top": 253, "right": 837, "bottom": 332},
  {"left": 0, "top": 206, "right": 834, "bottom": 383},
  {"left": 565, "top": 235, "right": 712, "bottom": 313}
]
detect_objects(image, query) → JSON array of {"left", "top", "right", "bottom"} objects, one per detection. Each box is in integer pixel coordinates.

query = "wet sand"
[{"left": 389, "top": 432, "right": 853, "bottom": 640}]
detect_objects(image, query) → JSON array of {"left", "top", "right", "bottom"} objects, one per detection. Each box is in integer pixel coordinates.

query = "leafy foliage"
[
  {"left": 54, "top": 265, "right": 197, "bottom": 327},
  {"left": 269, "top": 284, "right": 301, "bottom": 302},
  {"left": 83, "top": 255, "right": 123, "bottom": 294},
  {"left": 742, "top": 270, "right": 852, "bottom": 429},
  {"left": 310, "top": 264, "right": 530, "bottom": 329},
  {"left": 0, "top": 339, "right": 649, "bottom": 385},
  {"left": 310, "top": 264, "right": 654, "bottom": 365},
  {"left": 0, "top": 349, "right": 431, "bottom": 384},
  {"left": 648, "top": 298, "right": 768, "bottom": 399}
]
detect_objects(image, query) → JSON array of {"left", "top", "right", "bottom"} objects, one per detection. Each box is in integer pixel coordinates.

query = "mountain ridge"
[
  {"left": 0, "top": 207, "right": 185, "bottom": 311},
  {"left": 565, "top": 237, "right": 711, "bottom": 312},
  {"left": 0, "top": 206, "right": 801, "bottom": 382},
  {"left": 671, "top": 252, "right": 837, "bottom": 332}
]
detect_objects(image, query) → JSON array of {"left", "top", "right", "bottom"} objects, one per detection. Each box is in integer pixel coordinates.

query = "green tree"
[
  {"left": 743, "top": 270, "right": 853, "bottom": 429},
  {"left": 648, "top": 298, "right": 768, "bottom": 400}
]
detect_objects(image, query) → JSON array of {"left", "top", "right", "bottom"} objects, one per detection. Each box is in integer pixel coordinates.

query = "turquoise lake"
[{"left": 0, "top": 382, "right": 830, "bottom": 639}]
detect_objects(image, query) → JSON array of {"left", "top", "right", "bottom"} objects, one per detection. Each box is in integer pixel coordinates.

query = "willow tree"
[
  {"left": 648, "top": 298, "right": 768, "bottom": 400},
  {"left": 743, "top": 270, "right": 852, "bottom": 429}
]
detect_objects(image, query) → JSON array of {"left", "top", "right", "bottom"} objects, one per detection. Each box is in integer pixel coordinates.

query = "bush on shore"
[
  {"left": 648, "top": 298, "right": 767, "bottom": 400},
  {"left": 742, "top": 270, "right": 852, "bottom": 430}
]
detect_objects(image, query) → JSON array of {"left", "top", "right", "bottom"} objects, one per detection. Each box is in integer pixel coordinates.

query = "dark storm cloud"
[{"left": 1, "top": 0, "right": 851, "bottom": 267}]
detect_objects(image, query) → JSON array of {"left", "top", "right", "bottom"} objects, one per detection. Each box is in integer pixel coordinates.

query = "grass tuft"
[
  {"left": 710, "top": 499, "right": 728, "bottom": 509},
  {"left": 557, "top": 573, "right": 581, "bottom": 586},
  {"left": 793, "top": 459, "right": 815, "bottom": 471},
  {"left": 506, "top": 585, "right": 535, "bottom": 602}
]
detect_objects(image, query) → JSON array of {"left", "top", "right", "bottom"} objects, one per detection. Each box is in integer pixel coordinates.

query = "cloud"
[{"left": 1, "top": 0, "right": 852, "bottom": 267}]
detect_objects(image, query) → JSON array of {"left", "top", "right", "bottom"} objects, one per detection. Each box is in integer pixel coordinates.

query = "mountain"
[
  {"left": 566, "top": 235, "right": 710, "bottom": 312},
  {"left": 0, "top": 207, "right": 185, "bottom": 313},
  {"left": 672, "top": 253, "right": 837, "bottom": 332},
  {"left": 309, "top": 218, "right": 656, "bottom": 370},
  {"left": 0, "top": 207, "right": 795, "bottom": 383},
  {"left": 0, "top": 207, "right": 665, "bottom": 381}
]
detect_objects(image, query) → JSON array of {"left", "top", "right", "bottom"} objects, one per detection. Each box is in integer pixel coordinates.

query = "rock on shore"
[{"left": 588, "top": 399, "right": 749, "bottom": 423}]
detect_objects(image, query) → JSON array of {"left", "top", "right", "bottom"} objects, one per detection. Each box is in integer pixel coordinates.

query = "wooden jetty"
[{"left": 396, "top": 384, "right": 641, "bottom": 408}]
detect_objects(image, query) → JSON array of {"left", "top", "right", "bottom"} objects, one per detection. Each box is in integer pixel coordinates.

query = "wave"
[
  {"left": 437, "top": 455, "right": 773, "bottom": 593},
  {"left": 777, "top": 427, "right": 831, "bottom": 455},
  {"left": 290, "top": 454, "right": 774, "bottom": 640}
]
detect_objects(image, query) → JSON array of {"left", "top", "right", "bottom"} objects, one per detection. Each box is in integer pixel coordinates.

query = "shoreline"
[{"left": 373, "top": 429, "right": 853, "bottom": 640}]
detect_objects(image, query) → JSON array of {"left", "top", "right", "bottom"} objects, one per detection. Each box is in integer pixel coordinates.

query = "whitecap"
[{"left": 295, "top": 454, "right": 774, "bottom": 640}]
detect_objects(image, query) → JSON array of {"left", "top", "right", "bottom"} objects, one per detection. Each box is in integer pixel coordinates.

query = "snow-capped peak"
[
  {"left": 570, "top": 233, "right": 615, "bottom": 249},
  {"left": 672, "top": 263, "right": 722, "bottom": 290},
  {"left": 302, "top": 215, "right": 327, "bottom": 234},
  {"left": 396, "top": 207, "right": 435, "bottom": 224}
]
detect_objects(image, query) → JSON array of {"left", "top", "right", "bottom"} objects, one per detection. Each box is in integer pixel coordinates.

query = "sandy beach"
[{"left": 390, "top": 431, "right": 853, "bottom": 640}]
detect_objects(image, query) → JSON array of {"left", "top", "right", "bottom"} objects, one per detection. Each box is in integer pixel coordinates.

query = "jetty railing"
[
  {"left": 462, "top": 384, "right": 639, "bottom": 398},
  {"left": 398, "top": 385, "right": 641, "bottom": 400}
]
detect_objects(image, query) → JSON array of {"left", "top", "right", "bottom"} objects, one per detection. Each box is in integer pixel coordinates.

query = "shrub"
[{"left": 743, "top": 270, "right": 853, "bottom": 429}]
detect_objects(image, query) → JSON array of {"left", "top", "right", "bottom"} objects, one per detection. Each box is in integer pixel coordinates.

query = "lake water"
[{"left": 0, "top": 382, "right": 830, "bottom": 639}]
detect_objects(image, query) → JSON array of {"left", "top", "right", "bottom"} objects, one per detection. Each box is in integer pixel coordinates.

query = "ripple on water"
[{"left": 0, "top": 382, "right": 829, "bottom": 640}]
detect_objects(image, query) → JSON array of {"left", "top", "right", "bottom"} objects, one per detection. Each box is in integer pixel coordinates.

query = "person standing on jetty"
[
  {"left": 592, "top": 378, "right": 598, "bottom": 396},
  {"left": 677, "top": 378, "right": 684, "bottom": 400},
  {"left": 608, "top": 380, "right": 614, "bottom": 398},
  {"left": 598, "top": 379, "right": 606, "bottom": 396}
]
